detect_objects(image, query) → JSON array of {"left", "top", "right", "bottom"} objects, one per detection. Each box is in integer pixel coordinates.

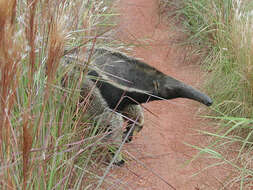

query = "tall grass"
[
  {"left": 190, "top": 115, "right": 253, "bottom": 189},
  {"left": 0, "top": 0, "right": 122, "bottom": 189},
  {"left": 178, "top": 0, "right": 253, "bottom": 118},
  {"left": 160, "top": 0, "right": 253, "bottom": 189}
]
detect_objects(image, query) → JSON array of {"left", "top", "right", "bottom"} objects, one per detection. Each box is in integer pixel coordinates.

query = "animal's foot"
[
  {"left": 123, "top": 126, "right": 134, "bottom": 143},
  {"left": 113, "top": 159, "right": 125, "bottom": 166},
  {"left": 107, "top": 147, "right": 125, "bottom": 166}
]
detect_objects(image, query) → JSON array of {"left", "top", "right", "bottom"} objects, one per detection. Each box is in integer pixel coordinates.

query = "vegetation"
[
  {"left": 160, "top": 0, "right": 253, "bottom": 189},
  {"left": 0, "top": 0, "right": 123, "bottom": 189},
  {"left": 2, "top": 0, "right": 253, "bottom": 189},
  {"left": 181, "top": 0, "right": 253, "bottom": 118}
]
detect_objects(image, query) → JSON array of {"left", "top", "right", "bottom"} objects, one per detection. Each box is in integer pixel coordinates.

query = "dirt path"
[{"left": 108, "top": 1, "right": 227, "bottom": 189}]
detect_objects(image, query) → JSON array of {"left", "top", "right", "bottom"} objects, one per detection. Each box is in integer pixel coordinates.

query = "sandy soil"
[{"left": 106, "top": 0, "right": 231, "bottom": 189}]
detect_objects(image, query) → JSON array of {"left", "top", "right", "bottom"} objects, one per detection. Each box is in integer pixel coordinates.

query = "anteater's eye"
[{"left": 153, "top": 80, "right": 159, "bottom": 94}]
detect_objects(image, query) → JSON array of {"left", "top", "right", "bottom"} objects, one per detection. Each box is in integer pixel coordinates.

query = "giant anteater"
[
  {"left": 86, "top": 48, "right": 212, "bottom": 110},
  {"left": 65, "top": 48, "right": 212, "bottom": 165}
]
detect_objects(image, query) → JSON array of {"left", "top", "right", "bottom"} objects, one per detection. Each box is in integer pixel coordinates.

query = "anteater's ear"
[
  {"left": 157, "top": 76, "right": 181, "bottom": 99},
  {"left": 160, "top": 85, "right": 180, "bottom": 99}
]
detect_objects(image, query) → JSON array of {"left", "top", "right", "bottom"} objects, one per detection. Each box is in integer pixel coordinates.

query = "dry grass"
[
  {"left": 0, "top": 0, "right": 122, "bottom": 189},
  {"left": 159, "top": 0, "right": 253, "bottom": 189}
]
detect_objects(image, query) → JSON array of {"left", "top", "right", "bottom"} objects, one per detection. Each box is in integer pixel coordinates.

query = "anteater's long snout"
[{"left": 179, "top": 83, "right": 213, "bottom": 106}]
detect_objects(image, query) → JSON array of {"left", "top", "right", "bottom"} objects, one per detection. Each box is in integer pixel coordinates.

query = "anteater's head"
[{"left": 158, "top": 75, "right": 213, "bottom": 106}]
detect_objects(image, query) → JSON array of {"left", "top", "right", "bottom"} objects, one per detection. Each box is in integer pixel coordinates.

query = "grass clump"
[
  {"left": 0, "top": 0, "right": 123, "bottom": 189},
  {"left": 160, "top": 0, "right": 253, "bottom": 189},
  {"left": 180, "top": 0, "right": 253, "bottom": 118},
  {"left": 192, "top": 115, "right": 253, "bottom": 189}
]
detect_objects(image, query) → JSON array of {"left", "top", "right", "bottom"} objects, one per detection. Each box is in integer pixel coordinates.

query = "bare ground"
[{"left": 105, "top": 0, "right": 232, "bottom": 189}]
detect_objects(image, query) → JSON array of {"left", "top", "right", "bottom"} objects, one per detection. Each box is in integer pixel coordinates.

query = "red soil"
[{"left": 107, "top": 0, "right": 231, "bottom": 189}]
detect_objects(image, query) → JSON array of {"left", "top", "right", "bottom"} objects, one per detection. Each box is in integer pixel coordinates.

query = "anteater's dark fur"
[
  {"left": 87, "top": 48, "right": 212, "bottom": 111},
  {"left": 65, "top": 48, "right": 213, "bottom": 165}
]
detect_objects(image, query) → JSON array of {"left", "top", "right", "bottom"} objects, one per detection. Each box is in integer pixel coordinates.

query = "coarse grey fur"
[
  {"left": 80, "top": 79, "right": 108, "bottom": 116},
  {"left": 83, "top": 48, "right": 212, "bottom": 142},
  {"left": 79, "top": 78, "right": 125, "bottom": 165},
  {"left": 64, "top": 47, "right": 213, "bottom": 165},
  {"left": 63, "top": 56, "right": 144, "bottom": 165},
  {"left": 80, "top": 76, "right": 145, "bottom": 142},
  {"left": 79, "top": 79, "right": 123, "bottom": 143},
  {"left": 121, "top": 104, "right": 144, "bottom": 142},
  {"left": 66, "top": 47, "right": 212, "bottom": 140},
  {"left": 122, "top": 104, "right": 144, "bottom": 132},
  {"left": 85, "top": 48, "right": 213, "bottom": 111},
  {"left": 79, "top": 77, "right": 144, "bottom": 141}
]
